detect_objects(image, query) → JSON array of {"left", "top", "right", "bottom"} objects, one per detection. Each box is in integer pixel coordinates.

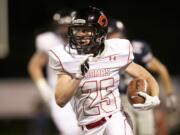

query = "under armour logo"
[{"left": 109, "top": 56, "right": 116, "bottom": 61}]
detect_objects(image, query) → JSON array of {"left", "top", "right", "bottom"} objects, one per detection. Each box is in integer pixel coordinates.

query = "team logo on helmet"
[
  {"left": 72, "top": 19, "right": 86, "bottom": 25},
  {"left": 98, "top": 15, "right": 108, "bottom": 27}
]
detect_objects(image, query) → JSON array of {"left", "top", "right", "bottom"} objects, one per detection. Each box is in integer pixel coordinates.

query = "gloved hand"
[
  {"left": 74, "top": 54, "right": 93, "bottom": 79},
  {"left": 165, "top": 93, "right": 177, "bottom": 112},
  {"left": 35, "top": 78, "right": 53, "bottom": 106},
  {"left": 133, "top": 91, "right": 160, "bottom": 111}
]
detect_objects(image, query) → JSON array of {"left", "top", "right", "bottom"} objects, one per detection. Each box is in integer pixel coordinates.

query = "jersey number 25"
[{"left": 81, "top": 78, "right": 118, "bottom": 116}]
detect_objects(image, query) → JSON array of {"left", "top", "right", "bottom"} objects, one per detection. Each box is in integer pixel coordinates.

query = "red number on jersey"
[{"left": 81, "top": 77, "right": 117, "bottom": 116}]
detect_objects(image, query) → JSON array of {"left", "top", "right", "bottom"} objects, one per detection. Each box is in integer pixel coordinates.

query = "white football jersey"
[
  {"left": 48, "top": 38, "right": 134, "bottom": 125},
  {"left": 36, "top": 32, "right": 63, "bottom": 89}
]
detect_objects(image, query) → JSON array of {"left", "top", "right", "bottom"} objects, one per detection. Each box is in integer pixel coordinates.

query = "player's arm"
[
  {"left": 28, "top": 51, "right": 47, "bottom": 81},
  {"left": 147, "top": 57, "right": 173, "bottom": 95},
  {"left": 147, "top": 57, "right": 177, "bottom": 110},
  {"left": 125, "top": 62, "right": 160, "bottom": 110},
  {"left": 28, "top": 51, "right": 52, "bottom": 105},
  {"left": 55, "top": 73, "right": 81, "bottom": 107},
  {"left": 125, "top": 62, "right": 159, "bottom": 96},
  {"left": 55, "top": 54, "right": 92, "bottom": 107},
  {"left": 49, "top": 49, "right": 93, "bottom": 107}
]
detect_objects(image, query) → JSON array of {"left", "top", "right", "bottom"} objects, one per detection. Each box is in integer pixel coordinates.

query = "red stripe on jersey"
[
  {"left": 124, "top": 119, "right": 127, "bottom": 135},
  {"left": 127, "top": 43, "right": 131, "bottom": 64},
  {"left": 49, "top": 49, "right": 64, "bottom": 71}
]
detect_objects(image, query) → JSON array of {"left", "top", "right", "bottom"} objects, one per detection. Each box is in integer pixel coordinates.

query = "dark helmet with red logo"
[{"left": 68, "top": 6, "right": 108, "bottom": 55}]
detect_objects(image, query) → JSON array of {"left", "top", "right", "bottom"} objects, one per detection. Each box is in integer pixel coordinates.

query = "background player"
[
  {"left": 107, "top": 18, "right": 177, "bottom": 135},
  {"left": 28, "top": 8, "right": 81, "bottom": 135},
  {"left": 48, "top": 6, "right": 160, "bottom": 135}
]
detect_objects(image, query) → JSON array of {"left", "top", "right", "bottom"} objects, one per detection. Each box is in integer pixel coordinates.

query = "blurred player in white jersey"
[
  {"left": 107, "top": 18, "right": 177, "bottom": 135},
  {"left": 28, "top": 8, "right": 81, "bottom": 135},
  {"left": 48, "top": 6, "right": 160, "bottom": 135}
]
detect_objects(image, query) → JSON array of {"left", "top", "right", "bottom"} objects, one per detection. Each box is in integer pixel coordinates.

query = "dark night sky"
[{"left": 0, "top": 0, "right": 179, "bottom": 78}]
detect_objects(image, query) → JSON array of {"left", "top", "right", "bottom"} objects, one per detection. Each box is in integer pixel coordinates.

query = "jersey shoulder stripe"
[{"left": 48, "top": 46, "right": 65, "bottom": 74}]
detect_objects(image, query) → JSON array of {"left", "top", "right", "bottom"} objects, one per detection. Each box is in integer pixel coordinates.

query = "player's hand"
[
  {"left": 75, "top": 54, "right": 93, "bottom": 79},
  {"left": 36, "top": 78, "right": 53, "bottom": 106},
  {"left": 165, "top": 93, "right": 177, "bottom": 112},
  {"left": 133, "top": 91, "right": 160, "bottom": 111}
]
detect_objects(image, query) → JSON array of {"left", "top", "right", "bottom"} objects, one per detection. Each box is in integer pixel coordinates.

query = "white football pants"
[
  {"left": 50, "top": 97, "right": 81, "bottom": 135},
  {"left": 80, "top": 111, "right": 133, "bottom": 135}
]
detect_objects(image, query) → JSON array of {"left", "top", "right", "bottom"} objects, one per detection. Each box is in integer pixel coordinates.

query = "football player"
[
  {"left": 48, "top": 6, "right": 160, "bottom": 135},
  {"left": 107, "top": 19, "right": 177, "bottom": 135},
  {"left": 28, "top": 8, "right": 81, "bottom": 135}
]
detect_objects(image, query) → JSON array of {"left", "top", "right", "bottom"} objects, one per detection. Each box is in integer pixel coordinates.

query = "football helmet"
[
  {"left": 52, "top": 8, "right": 76, "bottom": 41},
  {"left": 107, "top": 19, "right": 126, "bottom": 39},
  {"left": 68, "top": 6, "right": 108, "bottom": 55}
]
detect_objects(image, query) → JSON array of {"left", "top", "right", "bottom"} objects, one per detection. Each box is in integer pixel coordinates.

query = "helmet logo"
[
  {"left": 72, "top": 19, "right": 86, "bottom": 24},
  {"left": 98, "top": 15, "right": 108, "bottom": 27}
]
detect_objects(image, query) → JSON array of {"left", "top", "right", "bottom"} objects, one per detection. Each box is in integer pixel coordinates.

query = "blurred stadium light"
[{"left": 0, "top": 0, "right": 9, "bottom": 58}]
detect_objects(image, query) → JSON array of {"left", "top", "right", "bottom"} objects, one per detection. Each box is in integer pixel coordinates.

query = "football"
[{"left": 127, "top": 78, "right": 149, "bottom": 105}]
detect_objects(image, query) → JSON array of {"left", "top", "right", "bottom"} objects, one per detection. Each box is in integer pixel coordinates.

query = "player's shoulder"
[
  {"left": 106, "top": 38, "right": 130, "bottom": 46},
  {"left": 48, "top": 45, "right": 64, "bottom": 58},
  {"left": 36, "top": 32, "right": 57, "bottom": 41},
  {"left": 131, "top": 39, "right": 150, "bottom": 50},
  {"left": 105, "top": 38, "right": 131, "bottom": 54},
  {"left": 36, "top": 31, "right": 64, "bottom": 51},
  {"left": 131, "top": 39, "right": 152, "bottom": 54},
  {"left": 48, "top": 44, "right": 75, "bottom": 64}
]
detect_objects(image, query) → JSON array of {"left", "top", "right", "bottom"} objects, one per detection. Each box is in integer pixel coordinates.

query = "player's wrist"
[
  {"left": 35, "top": 78, "right": 53, "bottom": 104},
  {"left": 74, "top": 73, "right": 84, "bottom": 80},
  {"left": 74, "top": 54, "right": 92, "bottom": 80},
  {"left": 147, "top": 96, "right": 160, "bottom": 107},
  {"left": 35, "top": 78, "right": 51, "bottom": 91}
]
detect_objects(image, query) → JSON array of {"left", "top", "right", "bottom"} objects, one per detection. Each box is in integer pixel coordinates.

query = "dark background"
[{"left": 0, "top": 0, "right": 180, "bottom": 78}]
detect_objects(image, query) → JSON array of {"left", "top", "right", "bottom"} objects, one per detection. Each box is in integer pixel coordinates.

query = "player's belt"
[{"left": 82, "top": 115, "right": 112, "bottom": 130}]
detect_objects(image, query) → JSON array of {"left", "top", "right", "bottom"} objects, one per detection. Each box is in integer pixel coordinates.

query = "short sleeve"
[
  {"left": 36, "top": 32, "right": 61, "bottom": 52},
  {"left": 107, "top": 39, "right": 134, "bottom": 67},
  {"left": 127, "top": 42, "right": 134, "bottom": 64},
  {"left": 48, "top": 49, "right": 64, "bottom": 74}
]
